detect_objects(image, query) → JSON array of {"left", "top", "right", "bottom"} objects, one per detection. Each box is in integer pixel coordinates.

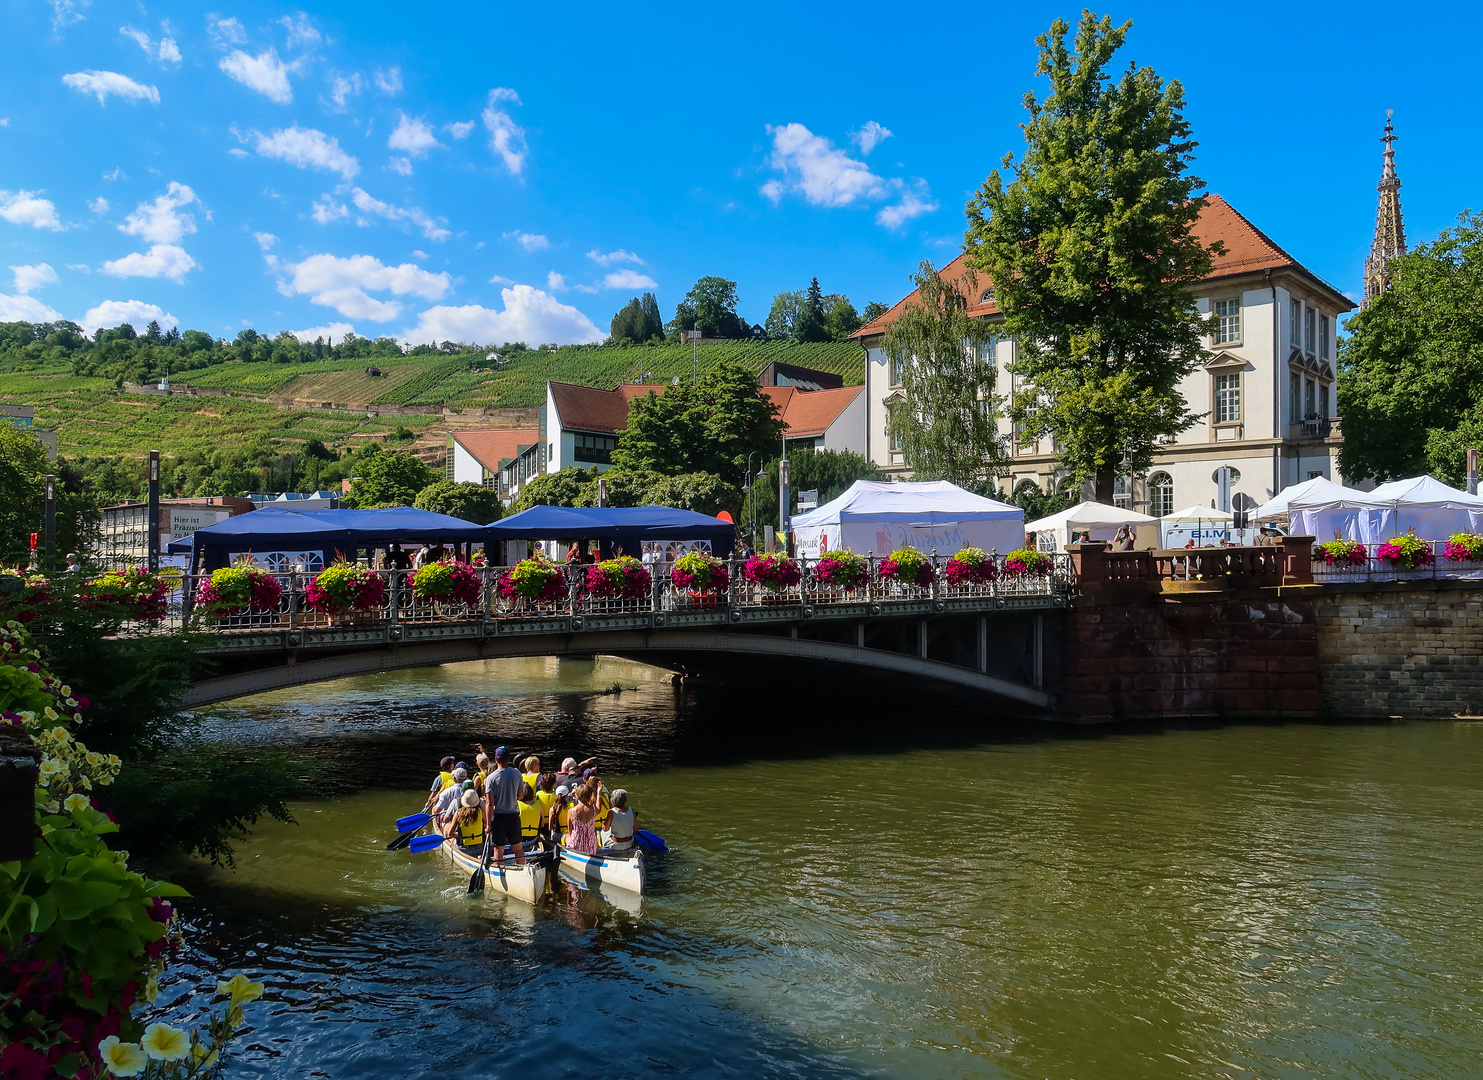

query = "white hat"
[{"left": 461, "top": 790, "right": 479, "bottom": 808}]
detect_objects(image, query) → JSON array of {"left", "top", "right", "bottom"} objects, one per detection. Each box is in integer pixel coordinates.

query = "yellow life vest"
[
  {"left": 536, "top": 789, "right": 556, "bottom": 817},
  {"left": 518, "top": 799, "right": 542, "bottom": 839},
  {"left": 436, "top": 770, "right": 455, "bottom": 792},
  {"left": 457, "top": 811, "right": 484, "bottom": 848},
  {"left": 555, "top": 797, "right": 571, "bottom": 829},
  {"left": 522, "top": 771, "right": 540, "bottom": 793}
]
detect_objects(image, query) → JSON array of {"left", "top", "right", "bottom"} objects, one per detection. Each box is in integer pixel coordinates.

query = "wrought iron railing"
[{"left": 1310, "top": 540, "right": 1483, "bottom": 583}]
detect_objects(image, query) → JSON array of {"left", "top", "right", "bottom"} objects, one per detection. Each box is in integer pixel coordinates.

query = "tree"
[
  {"left": 1337, "top": 212, "right": 1483, "bottom": 484},
  {"left": 823, "top": 294, "right": 862, "bottom": 340},
  {"left": 511, "top": 467, "right": 597, "bottom": 512},
  {"left": 862, "top": 301, "right": 889, "bottom": 324},
  {"left": 610, "top": 298, "right": 646, "bottom": 344},
  {"left": 671, "top": 277, "right": 746, "bottom": 339},
  {"left": 0, "top": 425, "right": 96, "bottom": 564},
  {"left": 764, "top": 290, "right": 802, "bottom": 340},
  {"left": 883, "top": 261, "right": 1006, "bottom": 490},
  {"left": 644, "top": 472, "right": 742, "bottom": 518},
  {"left": 341, "top": 448, "right": 438, "bottom": 507},
  {"left": 794, "top": 277, "right": 828, "bottom": 343},
  {"left": 413, "top": 480, "right": 506, "bottom": 524},
  {"left": 638, "top": 292, "right": 665, "bottom": 342},
  {"left": 611, "top": 361, "right": 786, "bottom": 486},
  {"left": 756, "top": 450, "right": 886, "bottom": 527},
  {"left": 963, "top": 11, "right": 1218, "bottom": 503},
  {"left": 1009, "top": 479, "right": 1076, "bottom": 524}
]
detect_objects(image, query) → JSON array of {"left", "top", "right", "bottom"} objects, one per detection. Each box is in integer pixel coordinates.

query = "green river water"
[{"left": 160, "top": 657, "right": 1483, "bottom": 1078}]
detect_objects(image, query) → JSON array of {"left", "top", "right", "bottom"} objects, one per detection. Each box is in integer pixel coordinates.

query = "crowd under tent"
[
  {"left": 1024, "top": 502, "right": 1158, "bottom": 551},
  {"left": 1156, "top": 504, "right": 1254, "bottom": 548},
  {"left": 1289, "top": 475, "right": 1483, "bottom": 544},
  {"left": 789, "top": 480, "right": 1024, "bottom": 558},
  {"left": 168, "top": 506, "right": 489, "bottom": 573},
  {"left": 485, "top": 505, "right": 736, "bottom": 562}
]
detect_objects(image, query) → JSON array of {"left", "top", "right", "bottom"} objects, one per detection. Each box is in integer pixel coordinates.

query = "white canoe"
[
  {"left": 557, "top": 844, "right": 645, "bottom": 895},
  {"left": 440, "top": 838, "right": 548, "bottom": 905}
]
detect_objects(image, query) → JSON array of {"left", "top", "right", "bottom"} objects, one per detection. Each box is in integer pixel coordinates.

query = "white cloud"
[
  {"left": 488, "top": 274, "right": 513, "bottom": 284},
  {"left": 599, "top": 269, "right": 658, "bottom": 290},
  {"left": 103, "top": 168, "right": 125, "bottom": 182},
  {"left": 875, "top": 186, "right": 938, "bottom": 229},
  {"left": 764, "top": 122, "right": 886, "bottom": 207},
  {"left": 482, "top": 87, "right": 528, "bottom": 175},
  {"left": 11, "top": 263, "right": 59, "bottom": 293},
  {"left": 506, "top": 230, "right": 548, "bottom": 252},
  {"left": 0, "top": 293, "right": 63, "bottom": 322},
  {"left": 388, "top": 157, "right": 412, "bottom": 176},
  {"left": 0, "top": 119, "right": 8, "bottom": 127},
  {"left": 759, "top": 179, "right": 784, "bottom": 204},
  {"left": 374, "top": 67, "right": 402, "bottom": 95},
  {"left": 208, "top": 16, "right": 247, "bottom": 47},
  {"left": 326, "top": 73, "right": 363, "bottom": 110},
  {"left": 311, "top": 196, "right": 349, "bottom": 224},
  {"left": 62, "top": 70, "right": 160, "bottom": 105},
  {"left": 50, "top": 0, "right": 85, "bottom": 32},
  {"left": 279, "top": 13, "right": 322, "bottom": 49},
  {"left": 220, "top": 49, "right": 293, "bottom": 104},
  {"left": 586, "top": 248, "right": 643, "bottom": 266},
  {"left": 388, "top": 113, "right": 439, "bottom": 156},
  {"left": 852, "top": 120, "right": 892, "bottom": 154},
  {"left": 283, "top": 253, "right": 451, "bottom": 321},
  {"left": 88, "top": 197, "right": 109, "bottom": 214},
  {"left": 249, "top": 126, "right": 359, "bottom": 179},
  {"left": 119, "top": 181, "right": 198, "bottom": 244},
  {"left": 121, "top": 26, "right": 181, "bottom": 63},
  {"left": 228, "top": 147, "right": 249, "bottom": 158},
  {"left": 253, "top": 231, "right": 277, "bottom": 250},
  {"left": 329, "top": 186, "right": 450, "bottom": 241},
  {"left": 411, "top": 250, "right": 428, "bottom": 260},
  {"left": 81, "top": 299, "right": 178, "bottom": 332},
  {"left": 66, "top": 263, "right": 91, "bottom": 273},
  {"left": 546, "top": 271, "right": 567, "bottom": 292},
  {"left": 0, "top": 190, "right": 64, "bottom": 231},
  {"left": 401, "top": 286, "right": 603, "bottom": 346},
  {"left": 447, "top": 120, "right": 475, "bottom": 139},
  {"left": 101, "top": 243, "right": 196, "bottom": 282},
  {"left": 290, "top": 321, "right": 353, "bottom": 342}
]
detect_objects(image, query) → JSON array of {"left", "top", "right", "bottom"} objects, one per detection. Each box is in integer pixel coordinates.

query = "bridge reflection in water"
[{"left": 163, "top": 555, "right": 1072, "bottom": 710}]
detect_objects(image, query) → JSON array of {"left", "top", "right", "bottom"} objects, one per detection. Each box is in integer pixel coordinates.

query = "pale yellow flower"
[
  {"left": 216, "top": 973, "right": 266, "bottom": 1003},
  {"left": 190, "top": 1041, "right": 219, "bottom": 1067},
  {"left": 140, "top": 1022, "right": 190, "bottom": 1061},
  {"left": 48, "top": 725, "right": 69, "bottom": 741},
  {"left": 64, "top": 793, "right": 89, "bottom": 813},
  {"left": 145, "top": 973, "right": 160, "bottom": 1004},
  {"left": 98, "top": 1036, "right": 148, "bottom": 1076},
  {"left": 86, "top": 751, "right": 104, "bottom": 766},
  {"left": 43, "top": 706, "right": 58, "bottom": 720},
  {"left": 38, "top": 758, "right": 62, "bottom": 778}
]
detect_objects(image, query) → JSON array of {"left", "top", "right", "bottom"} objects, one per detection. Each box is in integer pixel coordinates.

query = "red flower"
[
  {"left": 92, "top": 1012, "right": 121, "bottom": 1046},
  {"left": 80, "top": 968, "right": 93, "bottom": 998},
  {"left": 0, "top": 1041, "right": 49, "bottom": 1080},
  {"left": 119, "top": 979, "right": 137, "bottom": 1010}
]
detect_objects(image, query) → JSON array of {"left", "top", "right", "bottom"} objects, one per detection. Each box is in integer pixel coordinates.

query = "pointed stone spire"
[{"left": 1363, "top": 112, "right": 1408, "bottom": 307}]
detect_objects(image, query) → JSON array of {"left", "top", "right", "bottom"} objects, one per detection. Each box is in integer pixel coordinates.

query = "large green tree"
[
  {"left": 611, "top": 361, "right": 786, "bottom": 486},
  {"left": 0, "top": 425, "right": 95, "bottom": 565},
  {"left": 1338, "top": 212, "right": 1483, "bottom": 484},
  {"left": 795, "top": 277, "right": 828, "bottom": 343},
  {"left": 963, "top": 11, "right": 1217, "bottom": 503},
  {"left": 764, "top": 290, "right": 802, "bottom": 340},
  {"left": 413, "top": 480, "right": 506, "bottom": 524},
  {"left": 670, "top": 276, "right": 746, "bottom": 339},
  {"left": 822, "top": 293, "right": 862, "bottom": 341},
  {"left": 341, "top": 448, "right": 438, "bottom": 508},
  {"left": 883, "top": 262, "right": 1006, "bottom": 490}
]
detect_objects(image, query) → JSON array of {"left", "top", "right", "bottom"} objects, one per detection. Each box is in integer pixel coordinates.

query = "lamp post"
[
  {"left": 147, "top": 449, "right": 160, "bottom": 572},
  {"left": 43, "top": 474, "right": 55, "bottom": 572},
  {"left": 688, "top": 327, "right": 701, "bottom": 386},
  {"left": 1469, "top": 448, "right": 1479, "bottom": 496}
]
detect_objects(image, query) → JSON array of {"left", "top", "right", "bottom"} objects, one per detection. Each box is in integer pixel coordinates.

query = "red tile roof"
[
  {"left": 452, "top": 428, "right": 539, "bottom": 471},
  {"left": 850, "top": 194, "right": 1350, "bottom": 339},
  {"left": 545, "top": 381, "right": 860, "bottom": 440},
  {"left": 771, "top": 384, "right": 863, "bottom": 438}
]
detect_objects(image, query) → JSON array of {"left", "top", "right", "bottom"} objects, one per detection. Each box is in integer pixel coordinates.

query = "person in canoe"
[
  {"left": 444, "top": 790, "right": 485, "bottom": 850},
  {"left": 565, "top": 780, "right": 601, "bottom": 856},
  {"left": 535, "top": 772, "right": 559, "bottom": 846},
  {"left": 601, "top": 789, "right": 637, "bottom": 853},
  {"left": 422, "top": 755, "right": 457, "bottom": 811},
  {"left": 548, "top": 784, "right": 574, "bottom": 844},
  {"left": 432, "top": 769, "right": 469, "bottom": 823},
  {"left": 521, "top": 756, "right": 542, "bottom": 792},
  {"left": 517, "top": 782, "right": 544, "bottom": 852},
  {"left": 482, "top": 746, "right": 527, "bottom": 867}
]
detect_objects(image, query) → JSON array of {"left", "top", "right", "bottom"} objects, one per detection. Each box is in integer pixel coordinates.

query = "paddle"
[
  {"left": 634, "top": 829, "right": 669, "bottom": 853},
  {"left": 468, "top": 827, "right": 491, "bottom": 895},
  {"left": 409, "top": 833, "right": 447, "bottom": 854},
  {"left": 396, "top": 812, "right": 432, "bottom": 831}
]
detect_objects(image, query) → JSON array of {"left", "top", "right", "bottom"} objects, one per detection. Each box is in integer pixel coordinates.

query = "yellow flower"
[
  {"left": 86, "top": 751, "right": 104, "bottom": 766},
  {"left": 48, "top": 725, "right": 69, "bottom": 741},
  {"left": 64, "top": 793, "right": 89, "bottom": 813},
  {"left": 38, "top": 758, "right": 62, "bottom": 778},
  {"left": 144, "top": 974, "right": 160, "bottom": 1004},
  {"left": 190, "top": 1041, "right": 219, "bottom": 1067},
  {"left": 43, "top": 706, "right": 57, "bottom": 720},
  {"left": 98, "top": 1036, "right": 148, "bottom": 1076},
  {"left": 107, "top": 754, "right": 121, "bottom": 768},
  {"left": 140, "top": 1022, "right": 191, "bottom": 1061},
  {"left": 216, "top": 973, "right": 266, "bottom": 1004}
]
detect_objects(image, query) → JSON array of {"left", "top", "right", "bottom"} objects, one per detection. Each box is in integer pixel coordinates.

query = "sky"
[{"left": 1, "top": 0, "right": 1479, "bottom": 346}]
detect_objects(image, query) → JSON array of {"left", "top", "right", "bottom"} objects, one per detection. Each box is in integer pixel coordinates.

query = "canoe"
[
  {"left": 440, "top": 837, "right": 548, "bottom": 905},
  {"left": 555, "top": 862, "right": 643, "bottom": 916},
  {"left": 556, "top": 843, "right": 645, "bottom": 895}
]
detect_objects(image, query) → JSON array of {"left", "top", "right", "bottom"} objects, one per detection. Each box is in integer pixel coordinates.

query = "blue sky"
[{"left": 1, "top": 0, "right": 1478, "bottom": 345}]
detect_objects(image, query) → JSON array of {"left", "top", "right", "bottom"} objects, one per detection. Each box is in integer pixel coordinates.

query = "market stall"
[
  {"left": 789, "top": 480, "right": 1023, "bottom": 558},
  {"left": 1289, "top": 475, "right": 1483, "bottom": 544},
  {"left": 1023, "top": 501, "right": 1158, "bottom": 551},
  {"left": 1252, "top": 476, "right": 1362, "bottom": 523},
  {"left": 485, "top": 505, "right": 735, "bottom": 562},
  {"left": 1157, "top": 505, "right": 1253, "bottom": 548}
]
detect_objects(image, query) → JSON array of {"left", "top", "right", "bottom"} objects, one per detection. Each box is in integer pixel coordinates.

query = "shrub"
[
  {"left": 0, "top": 568, "right": 53, "bottom": 623},
  {"left": 670, "top": 551, "right": 729, "bottom": 591},
  {"left": 585, "top": 556, "right": 651, "bottom": 600},
  {"left": 1444, "top": 532, "right": 1483, "bottom": 561},
  {"left": 193, "top": 566, "right": 282, "bottom": 615},
  {"left": 879, "top": 547, "right": 935, "bottom": 587},
  {"left": 411, "top": 559, "right": 482, "bottom": 605},
  {"left": 304, "top": 563, "right": 387, "bottom": 613},
  {"left": 497, "top": 557, "right": 568, "bottom": 603},
  {"left": 83, "top": 568, "right": 169, "bottom": 621},
  {"left": 1002, "top": 548, "right": 1054, "bottom": 575},
  {"left": 743, "top": 552, "right": 801, "bottom": 592},
  {"left": 811, "top": 549, "right": 867, "bottom": 588},
  {"left": 1316, "top": 539, "right": 1367, "bottom": 565},
  {"left": 944, "top": 546, "right": 998, "bottom": 585},
  {"left": 1375, "top": 534, "right": 1435, "bottom": 569}
]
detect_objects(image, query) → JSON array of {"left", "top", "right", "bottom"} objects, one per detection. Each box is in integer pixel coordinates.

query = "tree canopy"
[
  {"left": 670, "top": 276, "right": 748, "bottom": 340},
  {"left": 0, "top": 424, "right": 95, "bottom": 565},
  {"left": 609, "top": 291, "right": 666, "bottom": 345},
  {"left": 963, "top": 11, "right": 1217, "bottom": 502},
  {"left": 1338, "top": 212, "right": 1483, "bottom": 485},
  {"left": 341, "top": 448, "right": 438, "bottom": 508},
  {"left": 412, "top": 479, "right": 506, "bottom": 524}
]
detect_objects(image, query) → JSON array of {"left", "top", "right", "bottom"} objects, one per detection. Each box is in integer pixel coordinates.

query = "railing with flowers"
[{"left": 1310, "top": 535, "right": 1483, "bottom": 582}]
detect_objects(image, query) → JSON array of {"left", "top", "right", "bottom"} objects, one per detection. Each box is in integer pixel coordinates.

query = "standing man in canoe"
[{"left": 482, "top": 746, "right": 527, "bottom": 867}]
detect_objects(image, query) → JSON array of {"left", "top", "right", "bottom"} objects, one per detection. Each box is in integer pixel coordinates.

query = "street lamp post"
[
  {"left": 43, "top": 474, "right": 55, "bottom": 572},
  {"left": 688, "top": 327, "right": 702, "bottom": 386}
]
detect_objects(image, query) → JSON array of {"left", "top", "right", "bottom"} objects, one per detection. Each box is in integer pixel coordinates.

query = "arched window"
[
  {"left": 1057, "top": 475, "right": 1081, "bottom": 497},
  {"left": 1149, "top": 472, "right": 1174, "bottom": 517},
  {"left": 980, "top": 287, "right": 995, "bottom": 303},
  {"left": 1014, "top": 478, "right": 1043, "bottom": 500}
]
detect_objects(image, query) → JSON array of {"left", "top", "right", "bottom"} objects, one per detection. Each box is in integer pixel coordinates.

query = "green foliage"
[
  {"left": 342, "top": 448, "right": 438, "bottom": 508},
  {"left": 512, "top": 467, "right": 598, "bottom": 512},
  {"left": 641, "top": 472, "right": 742, "bottom": 517},
  {"left": 611, "top": 360, "right": 786, "bottom": 485},
  {"left": 861, "top": 301, "right": 889, "bottom": 325},
  {"left": 1009, "top": 480, "right": 1076, "bottom": 523},
  {"left": 883, "top": 262, "right": 1006, "bottom": 489},
  {"left": 609, "top": 292, "right": 666, "bottom": 345},
  {"left": 963, "top": 11, "right": 1216, "bottom": 501},
  {"left": 1337, "top": 211, "right": 1483, "bottom": 483},
  {"left": 671, "top": 276, "right": 748, "bottom": 339},
  {"left": 413, "top": 480, "right": 505, "bottom": 524},
  {"left": 514, "top": 466, "right": 739, "bottom": 518},
  {"left": 0, "top": 423, "right": 97, "bottom": 565},
  {"left": 822, "top": 293, "right": 862, "bottom": 341},
  {"left": 795, "top": 278, "right": 828, "bottom": 343},
  {"left": 766, "top": 285, "right": 862, "bottom": 342},
  {"left": 765, "top": 291, "right": 802, "bottom": 340},
  {"left": 756, "top": 449, "right": 885, "bottom": 527}
]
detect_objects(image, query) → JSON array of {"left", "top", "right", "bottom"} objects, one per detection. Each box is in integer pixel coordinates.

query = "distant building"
[
  {"left": 246, "top": 491, "right": 342, "bottom": 511},
  {"left": 99, "top": 496, "right": 255, "bottom": 564},
  {"left": 447, "top": 428, "right": 542, "bottom": 501},
  {"left": 1, "top": 404, "right": 58, "bottom": 462}
]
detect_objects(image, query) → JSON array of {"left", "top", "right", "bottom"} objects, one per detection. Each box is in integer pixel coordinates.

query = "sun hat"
[
  {"left": 555, "top": 785, "right": 571, "bottom": 797},
  {"left": 461, "top": 790, "right": 479, "bottom": 808}
]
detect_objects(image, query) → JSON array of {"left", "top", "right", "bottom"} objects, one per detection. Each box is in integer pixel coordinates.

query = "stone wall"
[{"left": 1313, "top": 581, "right": 1483, "bottom": 719}]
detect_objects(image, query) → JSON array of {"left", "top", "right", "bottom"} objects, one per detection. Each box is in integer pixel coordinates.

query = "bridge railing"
[
  {"left": 138, "top": 553, "right": 1072, "bottom": 635},
  {"left": 1310, "top": 540, "right": 1483, "bottom": 584}
]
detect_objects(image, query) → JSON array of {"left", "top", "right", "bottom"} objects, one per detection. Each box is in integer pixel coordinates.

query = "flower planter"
[{"left": 685, "top": 590, "right": 720, "bottom": 610}]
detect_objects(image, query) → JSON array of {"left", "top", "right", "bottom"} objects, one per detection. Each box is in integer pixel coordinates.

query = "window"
[
  {"left": 1290, "top": 371, "right": 1301, "bottom": 424},
  {"left": 1113, "top": 474, "right": 1130, "bottom": 509},
  {"left": 1214, "top": 372, "right": 1241, "bottom": 423},
  {"left": 887, "top": 408, "right": 902, "bottom": 453},
  {"left": 572, "top": 432, "right": 616, "bottom": 464},
  {"left": 1290, "top": 299, "right": 1302, "bottom": 348},
  {"left": 1305, "top": 379, "right": 1316, "bottom": 420},
  {"left": 1213, "top": 298, "right": 1241, "bottom": 344},
  {"left": 1307, "top": 470, "right": 1326, "bottom": 480},
  {"left": 548, "top": 442, "right": 554, "bottom": 463},
  {"left": 888, "top": 350, "right": 902, "bottom": 387},
  {"left": 1320, "top": 314, "right": 1331, "bottom": 360},
  {"left": 1305, "top": 307, "right": 1316, "bottom": 354},
  {"left": 1319, "top": 383, "right": 1330, "bottom": 419},
  {"left": 1149, "top": 472, "right": 1174, "bottom": 518},
  {"left": 978, "top": 336, "right": 997, "bottom": 366}
]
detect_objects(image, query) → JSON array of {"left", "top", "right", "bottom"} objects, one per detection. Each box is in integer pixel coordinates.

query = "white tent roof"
[
  {"left": 1161, "top": 504, "right": 1234, "bottom": 523},
  {"left": 790, "top": 480, "right": 1020, "bottom": 527},
  {"left": 1363, "top": 475, "right": 1483, "bottom": 507},
  {"left": 1024, "top": 500, "right": 1156, "bottom": 532},
  {"left": 1254, "top": 476, "right": 1363, "bottom": 519}
]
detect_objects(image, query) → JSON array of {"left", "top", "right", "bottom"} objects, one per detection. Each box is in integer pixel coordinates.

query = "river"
[{"left": 156, "top": 657, "right": 1483, "bottom": 1079}]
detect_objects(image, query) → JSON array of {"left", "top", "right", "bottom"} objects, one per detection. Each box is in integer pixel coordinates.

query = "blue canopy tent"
[{"left": 486, "top": 505, "right": 735, "bottom": 557}]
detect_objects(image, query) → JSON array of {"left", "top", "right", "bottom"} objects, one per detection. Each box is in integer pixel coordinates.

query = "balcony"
[{"left": 1289, "top": 418, "right": 1336, "bottom": 441}]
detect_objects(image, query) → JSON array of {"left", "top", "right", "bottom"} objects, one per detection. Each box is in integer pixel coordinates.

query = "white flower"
[
  {"left": 64, "top": 793, "right": 89, "bottom": 813},
  {"left": 43, "top": 706, "right": 57, "bottom": 720},
  {"left": 140, "top": 1022, "right": 190, "bottom": 1061},
  {"left": 39, "top": 758, "right": 62, "bottom": 778},
  {"left": 98, "top": 1036, "right": 148, "bottom": 1076}
]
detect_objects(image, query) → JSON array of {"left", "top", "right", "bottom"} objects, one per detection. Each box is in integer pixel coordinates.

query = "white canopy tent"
[
  {"left": 790, "top": 480, "right": 1024, "bottom": 558},
  {"left": 1157, "top": 504, "right": 1252, "bottom": 548},
  {"left": 1253, "top": 476, "right": 1364, "bottom": 522},
  {"left": 1024, "top": 501, "right": 1157, "bottom": 551},
  {"left": 1290, "top": 475, "right": 1483, "bottom": 544}
]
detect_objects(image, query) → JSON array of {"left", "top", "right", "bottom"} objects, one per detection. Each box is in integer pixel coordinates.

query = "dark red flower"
[
  {"left": 0, "top": 1041, "right": 49, "bottom": 1080},
  {"left": 146, "top": 900, "right": 173, "bottom": 924},
  {"left": 92, "top": 1011, "right": 121, "bottom": 1045},
  {"left": 118, "top": 979, "right": 137, "bottom": 1010}
]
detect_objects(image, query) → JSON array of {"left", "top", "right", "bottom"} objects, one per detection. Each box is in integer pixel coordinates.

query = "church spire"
[{"left": 1362, "top": 112, "right": 1408, "bottom": 307}]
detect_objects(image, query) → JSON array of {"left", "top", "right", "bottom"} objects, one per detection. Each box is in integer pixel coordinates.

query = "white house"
[
  {"left": 448, "top": 427, "right": 541, "bottom": 502},
  {"left": 851, "top": 194, "right": 1354, "bottom": 516}
]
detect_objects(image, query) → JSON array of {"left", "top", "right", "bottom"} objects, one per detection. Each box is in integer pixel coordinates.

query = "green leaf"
[{"left": 53, "top": 879, "right": 124, "bottom": 920}]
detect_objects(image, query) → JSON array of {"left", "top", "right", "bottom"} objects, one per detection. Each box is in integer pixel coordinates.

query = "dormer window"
[{"left": 979, "top": 287, "right": 995, "bottom": 304}]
